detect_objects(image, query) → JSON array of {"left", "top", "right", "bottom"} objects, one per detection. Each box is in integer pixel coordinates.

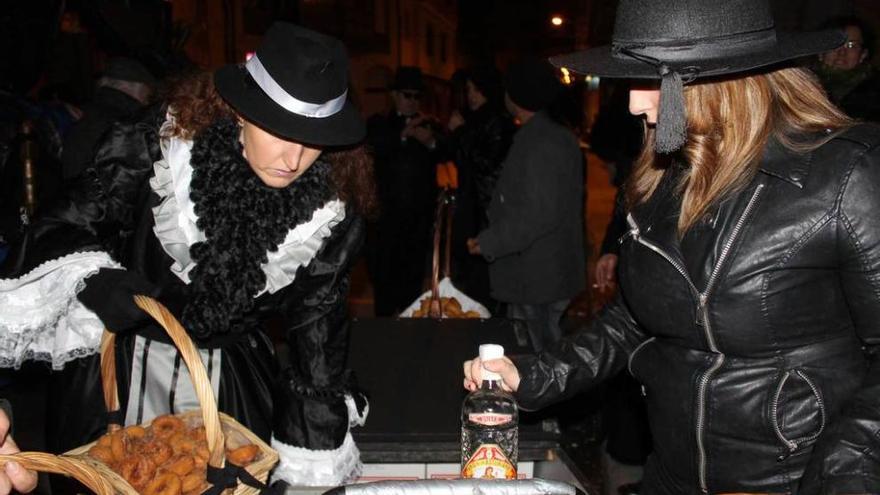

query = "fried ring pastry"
[
  {"left": 151, "top": 415, "right": 185, "bottom": 439},
  {"left": 226, "top": 444, "right": 259, "bottom": 466},
  {"left": 96, "top": 434, "right": 113, "bottom": 448},
  {"left": 139, "top": 439, "right": 173, "bottom": 466},
  {"left": 181, "top": 469, "right": 205, "bottom": 493},
  {"left": 166, "top": 455, "right": 196, "bottom": 477},
  {"left": 110, "top": 432, "right": 129, "bottom": 463},
  {"left": 119, "top": 455, "right": 156, "bottom": 490},
  {"left": 88, "top": 445, "right": 115, "bottom": 465},
  {"left": 124, "top": 425, "right": 147, "bottom": 440},
  {"left": 169, "top": 432, "right": 196, "bottom": 455},
  {"left": 144, "top": 472, "right": 182, "bottom": 495}
]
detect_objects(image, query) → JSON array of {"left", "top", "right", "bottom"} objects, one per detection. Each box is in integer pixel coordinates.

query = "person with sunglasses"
[
  {"left": 816, "top": 16, "right": 880, "bottom": 121},
  {"left": 366, "top": 66, "right": 441, "bottom": 316}
]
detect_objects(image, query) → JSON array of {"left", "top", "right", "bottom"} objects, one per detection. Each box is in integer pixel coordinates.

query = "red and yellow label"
[{"left": 461, "top": 444, "right": 516, "bottom": 479}]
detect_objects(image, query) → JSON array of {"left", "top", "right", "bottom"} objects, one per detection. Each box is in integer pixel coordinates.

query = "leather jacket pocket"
[
  {"left": 770, "top": 369, "right": 826, "bottom": 459},
  {"left": 628, "top": 336, "right": 657, "bottom": 378}
]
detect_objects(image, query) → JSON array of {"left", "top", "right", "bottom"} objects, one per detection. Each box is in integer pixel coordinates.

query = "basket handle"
[
  {"left": 99, "top": 332, "right": 120, "bottom": 432},
  {"left": 443, "top": 194, "right": 455, "bottom": 280},
  {"left": 429, "top": 191, "right": 454, "bottom": 318},
  {"left": 100, "top": 295, "right": 227, "bottom": 470},
  {"left": 0, "top": 452, "right": 114, "bottom": 495}
]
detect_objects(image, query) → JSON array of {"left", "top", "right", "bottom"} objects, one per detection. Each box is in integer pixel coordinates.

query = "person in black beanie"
[{"left": 468, "top": 58, "right": 585, "bottom": 352}]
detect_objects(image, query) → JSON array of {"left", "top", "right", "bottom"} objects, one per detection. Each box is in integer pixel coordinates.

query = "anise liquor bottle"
[{"left": 461, "top": 344, "right": 519, "bottom": 479}]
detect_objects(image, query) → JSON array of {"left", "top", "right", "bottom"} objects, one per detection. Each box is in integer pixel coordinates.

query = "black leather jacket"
[{"left": 513, "top": 124, "right": 880, "bottom": 494}]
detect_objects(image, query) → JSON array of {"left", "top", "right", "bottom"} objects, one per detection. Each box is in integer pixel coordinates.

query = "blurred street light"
[
  {"left": 561, "top": 67, "right": 572, "bottom": 85},
  {"left": 551, "top": 15, "right": 564, "bottom": 27}
]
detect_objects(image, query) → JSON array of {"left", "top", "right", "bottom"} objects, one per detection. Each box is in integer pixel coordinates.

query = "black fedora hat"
[
  {"left": 550, "top": 0, "right": 845, "bottom": 153},
  {"left": 214, "top": 23, "right": 365, "bottom": 147}
]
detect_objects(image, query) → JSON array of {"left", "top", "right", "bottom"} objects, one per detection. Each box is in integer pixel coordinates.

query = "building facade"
[{"left": 171, "top": 0, "right": 458, "bottom": 118}]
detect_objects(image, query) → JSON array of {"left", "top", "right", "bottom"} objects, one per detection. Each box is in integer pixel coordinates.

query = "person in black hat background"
[
  {"left": 464, "top": 1, "right": 880, "bottom": 493},
  {"left": 366, "top": 66, "right": 440, "bottom": 316},
  {"left": 0, "top": 23, "right": 375, "bottom": 488},
  {"left": 60, "top": 57, "right": 158, "bottom": 181},
  {"left": 467, "top": 58, "right": 586, "bottom": 352},
  {"left": 815, "top": 16, "right": 880, "bottom": 122}
]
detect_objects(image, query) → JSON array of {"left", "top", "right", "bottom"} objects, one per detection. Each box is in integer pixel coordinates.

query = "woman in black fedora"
[
  {"left": 465, "top": 0, "right": 880, "bottom": 493},
  {"left": 0, "top": 23, "right": 375, "bottom": 487}
]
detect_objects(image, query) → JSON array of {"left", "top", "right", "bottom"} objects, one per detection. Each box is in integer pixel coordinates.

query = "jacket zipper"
[
  {"left": 770, "top": 370, "right": 827, "bottom": 461},
  {"left": 624, "top": 183, "right": 764, "bottom": 493}
]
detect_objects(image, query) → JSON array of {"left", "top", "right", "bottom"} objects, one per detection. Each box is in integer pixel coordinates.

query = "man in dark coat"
[
  {"left": 367, "top": 67, "right": 439, "bottom": 316},
  {"left": 468, "top": 58, "right": 586, "bottom": 351}
]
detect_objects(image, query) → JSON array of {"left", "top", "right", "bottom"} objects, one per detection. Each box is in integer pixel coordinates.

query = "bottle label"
[
  {"left": 461, "top": 443, "right": 516, "bottom": 479},
  {"left": 468, "top": 413, "right": 513, "bottom": 426}
]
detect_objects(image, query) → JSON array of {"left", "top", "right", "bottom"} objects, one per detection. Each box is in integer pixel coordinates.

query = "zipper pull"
[
  {"left": 777, "top": 440, "right": 798, "bottom": 461},
  {"left": 618, "top": 227, "right": 639, "bottom": 244},
  {"left": 621, "top": 213, "right": 641, "bottom": 244},
  {"left": 696, "top": 294, "right": 707, "bottom": 326}
]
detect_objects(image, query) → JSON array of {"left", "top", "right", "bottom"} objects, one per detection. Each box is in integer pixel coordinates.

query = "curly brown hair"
[{"left": 164, "top": 70, "right": 377, "bottom": 217}]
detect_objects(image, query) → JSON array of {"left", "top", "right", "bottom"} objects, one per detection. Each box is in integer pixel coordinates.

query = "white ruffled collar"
[{"left": 149, "top": 113, "right": 345, "bottom": 296}]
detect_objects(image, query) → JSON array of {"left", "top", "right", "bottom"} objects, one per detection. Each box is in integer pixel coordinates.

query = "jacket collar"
[{"left": 758, "top": 137, "right": 813, "bottom": 189}]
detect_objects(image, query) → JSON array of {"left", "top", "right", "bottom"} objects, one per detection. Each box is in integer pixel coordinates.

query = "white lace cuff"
[
  {"left": 0, "top": 251, "right": 120, "bottom": 369},
  {"left": 270, "top": 432, "right": 362, "bottom": 487}
]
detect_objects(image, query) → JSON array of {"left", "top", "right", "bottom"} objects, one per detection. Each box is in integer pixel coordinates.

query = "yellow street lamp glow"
[
  {"left": 561, "top": 67, "right": 572, "bottom": 85},
  {"left": 551, "top": 15, "right": 564, "bottom": 27}
]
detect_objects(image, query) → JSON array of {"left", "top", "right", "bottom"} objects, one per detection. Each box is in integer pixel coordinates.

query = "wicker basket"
[{"left": 1, "top": 295, "right": 278, "bottom": 494}]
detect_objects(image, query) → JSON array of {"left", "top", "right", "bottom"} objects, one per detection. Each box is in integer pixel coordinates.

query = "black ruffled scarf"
[{"left": 183, "top": 118, "right": 335, "bottom": 338}]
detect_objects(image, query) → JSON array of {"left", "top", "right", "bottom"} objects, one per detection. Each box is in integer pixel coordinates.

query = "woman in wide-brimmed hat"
[
  {"left": 1, "top": 23, "right": 375, "bottom": 487},
  {"left": 465, "top": 1, "right": 880, "bottom": 493}
]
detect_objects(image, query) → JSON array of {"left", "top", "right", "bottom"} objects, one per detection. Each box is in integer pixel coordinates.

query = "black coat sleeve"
[
  {"left": 1, "top": 119, "right": 160, "bottom": 276},
  {"left": 799, "top": 144, "right": 880, "bottom": 494},
  {"left": 272, "top": 212, "right": 366, "bottom": 450},
  {"left": 511, "top": 292, "right": 648, "bottom": 411}
]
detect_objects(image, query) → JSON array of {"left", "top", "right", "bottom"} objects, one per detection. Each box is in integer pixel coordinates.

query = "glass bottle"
[{"left": 461, "top": 344, "right": 519, "bottom": 479}]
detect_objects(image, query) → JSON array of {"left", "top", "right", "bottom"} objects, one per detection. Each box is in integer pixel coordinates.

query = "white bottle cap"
[{"left": 479, "top": 344, "right": 504, "bottom": 382}]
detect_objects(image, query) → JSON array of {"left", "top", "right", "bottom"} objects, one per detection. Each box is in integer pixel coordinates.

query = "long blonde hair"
[{"left": 625, "top": 67, "right": 853, "bottom": 234}]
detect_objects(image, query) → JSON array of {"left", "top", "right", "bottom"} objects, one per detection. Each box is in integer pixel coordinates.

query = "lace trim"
[
  {"left": 345, "top": 394, "right": 369, "bottom": 428},
  {"left": 270, "top": 432, "right": 362, "bottom": 487},
  {"left": 149, "top": 112, "right": 346, "bottom": 294},
  {"left": 0, "top": 251, "right": 120, "bottom": 369}
]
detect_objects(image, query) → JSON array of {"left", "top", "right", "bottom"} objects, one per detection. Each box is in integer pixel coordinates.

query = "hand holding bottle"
[{"left": 463, "top": 355, "right": 521, "bottom": 392}]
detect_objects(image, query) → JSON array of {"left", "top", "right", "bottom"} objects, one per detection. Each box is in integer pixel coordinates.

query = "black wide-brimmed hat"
[
  {"left": 550, "top": 0, "right": 845, "bottom": 153},
  {"left": 214, "top": 23, "right": 365, "bottom": 146}
]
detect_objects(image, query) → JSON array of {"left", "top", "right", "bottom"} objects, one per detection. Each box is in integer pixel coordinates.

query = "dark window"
[{"left": 426, "top": 23, "right": 434, "bottom": 57}]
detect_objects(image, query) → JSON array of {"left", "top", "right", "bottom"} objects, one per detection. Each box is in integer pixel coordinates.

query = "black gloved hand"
[{"left": 77, "top": 268, "right": 160, "bottom": 333}]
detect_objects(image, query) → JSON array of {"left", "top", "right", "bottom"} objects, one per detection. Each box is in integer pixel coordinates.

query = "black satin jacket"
[
  {"left": 2, "top": 109, "right": 366, "bottom": 453},
  {"left": 512, "top": 125, "right": 880, "bottom": 494}
]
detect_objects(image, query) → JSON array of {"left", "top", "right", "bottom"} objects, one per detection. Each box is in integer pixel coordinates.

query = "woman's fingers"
[
  {"left": 482, "top": 357, "right": 521, "bottom": 392},
  {"left": 5, "top": 461, "right": 36, "bottom": 494}
]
